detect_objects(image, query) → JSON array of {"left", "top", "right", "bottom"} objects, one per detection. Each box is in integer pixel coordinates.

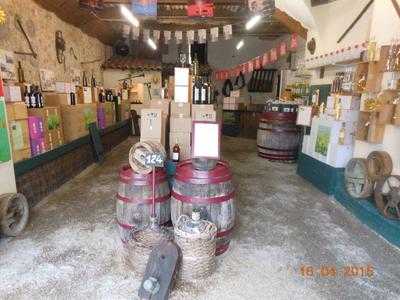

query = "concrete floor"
[{"left": 1, "top": 137, "right": 400, "bottom": 300}]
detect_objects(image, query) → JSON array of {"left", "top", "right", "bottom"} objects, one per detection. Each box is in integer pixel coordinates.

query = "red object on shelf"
[{"left": 187, "top": 0, "right": 214, "bottom": 17}]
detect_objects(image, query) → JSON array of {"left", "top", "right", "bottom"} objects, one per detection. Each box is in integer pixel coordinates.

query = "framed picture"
[
  {"left": 192, "top": 121, "right": 220, "bottom": 159},
  {"left": 0, "top": 49, "right": 17, "bottom": 81},
  {"left": 315, "top": 125, "right": 331, "bottom": 156},
  {"left": 39, "top": 69, "right": 56, "bottom": 92}
]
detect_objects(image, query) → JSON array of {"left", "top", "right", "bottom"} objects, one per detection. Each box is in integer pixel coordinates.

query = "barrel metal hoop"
[
  {"left": 257, "top": 145, "right": 298, "bottom": 152},
  {"left": 116, "top": 219, "right": 136, "bottom": 230},
  {"left": 171, "top": 190, "right": 235, "bottom": 204},
  {"left": 258, "top": 153, "right": 297, "bottom": 160},
  {"left": 116, "top": 193, "right": 171, "bottom": 204},
  {"left": 217, "top": 226, "right": 234, "bottom": 238},
  {"left": 175, "top": 160, "right": 233, "bottom": 184},
  {"left": 215, "top": 242, "right": 230, "bottom": 256},
  {"left": 120, "top": 165, "right": 167, "bottom": 185},
  {"left": 258, "top": 127, "right": 299, "bottom": 133}
]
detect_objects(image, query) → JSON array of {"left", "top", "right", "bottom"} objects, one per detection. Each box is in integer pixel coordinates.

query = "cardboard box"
[
  {"left": 149, "top": 99, "right": 171, "bottom": 115},
  {"left": 131, "top": 103, "right": 147, "bottom": 115},
  {"left": 9, "top": 119, "right": 31, "bottom": 162},
  {"left": 4, "top": 85, "right": 22, "bottom": 102},
  {"left": 141, "top": 108, "right": 163, "bottom": 140},
  {"left": 45, "top": 129, "right": 63, "bottom": 150},
  {"left": 170, "top": 116, "right": 192, "bottom": 132},
  {"left": 30, "top": 137, "right": 46, "bottom": 157},
  {"left": 174, "top": 68, "right": 190, "bottom": 103},
  {"left": 61, "top": 104, "right": 97, "bottom": 142},
  {"left": 193, "top": 110, "right": 217, "bottom": 122},
  {"left": 28, "top": 116, "right": 45, "bottom": 139},
  {"left": 6, "top": 102, "right": 28, "bottom": 120},
  {"left": 192, "top": 104, "right": 215, "bottom": 115},
  {"left": 171, "top": 102, "right": 190, "bottom": 117},
  {"left": 29, "top": 107, "right": 64, "bottom": 147},
  {"left": 91, "top": 87, "right": 100, "bottom": 103},
  {"left": 327, "top": 95, "right": 361, "bottom": 110},
  {"left": 119, "top": 100, "right": 131, "bottom": 121},
  {"left": 76, "top": 86, "right": 93, "bottom": 104},
  {"left": 169, "top": 132, "right": 191, "bottom": 160},
  {"left": 55, "top": 82, "right": 72, "bottom": 94},
  {"left": 43, "top": 92, "right": 74, "bottom": 106},
  {"left": 97, "top": 102, "right": 116, "bottom": 129}
]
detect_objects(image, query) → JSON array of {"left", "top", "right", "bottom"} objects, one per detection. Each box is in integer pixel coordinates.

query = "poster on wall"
[
  {"left": 0, "top": 100, "right": 11, "bottom": 163},
  {"left": 315, "top": 125, "right": 331, "bottom": 156},
  {"left": 39, "top": 69, "right": 56, "bottom": 92},
  {"left": 0, "top": 50, "right": 17, "bottom": 81},
  {"left": 132, "top": 0, "right": 157, "bottom": 17}
]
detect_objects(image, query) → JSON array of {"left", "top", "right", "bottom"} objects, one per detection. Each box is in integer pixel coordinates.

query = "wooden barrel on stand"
[
  {"left": 116, "top": 165, "right": 171, "bottom": 242},
  {"left": 257, "top": 112, "right": 300, "bottom": 162},
  {"left": 171, "top": 160, "right": 235, "bottom": 256}
]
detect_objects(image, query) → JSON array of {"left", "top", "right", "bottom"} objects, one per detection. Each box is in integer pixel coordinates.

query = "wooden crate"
[
  {"left": 367, "top": 114, "right": 385, "bottom": 144},
  {"left": 394, "top": 104, "right": 400, "bottom": 126},
  {"left": 365, "top": 46, "right": 389, "bottom": 93},
  {"left": 355, "top": 111, "right": 370, "bottom": 141}
]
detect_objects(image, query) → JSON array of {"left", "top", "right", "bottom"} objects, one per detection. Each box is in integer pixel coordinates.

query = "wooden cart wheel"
[
  {"left": 374, "top": 175, "right": 400, "bottom": 220},
  {"left": 367, "top": 151, "right": 393, "bottom": 181},
  {"left": 129, "top": 141, "right": 167, "bottom": 175},
  {"left": 344, "top": 158, "right": 374, "bottom": 199},
  {"left": 0, "top": 193, "right": 29, "bottom": 237}
]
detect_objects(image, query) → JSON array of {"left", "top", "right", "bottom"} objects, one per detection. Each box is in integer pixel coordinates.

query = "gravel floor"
[{"left": 1, "top": 136, "right": 399, "bottom": 300}]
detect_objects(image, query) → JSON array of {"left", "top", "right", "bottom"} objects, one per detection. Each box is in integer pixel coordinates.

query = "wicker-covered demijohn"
[{"left": 174, "top": 211, "right": 217, "bottom": 281}]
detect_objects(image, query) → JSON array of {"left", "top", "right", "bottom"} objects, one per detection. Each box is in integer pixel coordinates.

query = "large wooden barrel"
[
  {"left": 171, "top": 160, "right": 235, "bottom": 256},
  {"left": 257, "top": 112, "right": 300, "bottom": 162},
  {"left": 116, "top": 165, "right": 171, "bottom": 242}
]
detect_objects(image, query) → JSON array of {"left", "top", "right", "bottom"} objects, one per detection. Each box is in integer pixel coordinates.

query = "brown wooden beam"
[{"left": 273, "top": 8, "right": 307, "bottom": 39}]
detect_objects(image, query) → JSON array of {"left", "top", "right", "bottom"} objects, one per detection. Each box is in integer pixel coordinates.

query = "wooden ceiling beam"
[{"left": 272, "top": 8, "right": 307, "bottom": 39}]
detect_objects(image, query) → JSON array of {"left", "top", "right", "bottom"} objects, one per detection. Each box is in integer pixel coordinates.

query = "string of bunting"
[
  {"left": 214, "top": 34, "right": 298, "bottom": 81},
  {"left": 122, "top": 24, "right": 233, "bottom": 45}
]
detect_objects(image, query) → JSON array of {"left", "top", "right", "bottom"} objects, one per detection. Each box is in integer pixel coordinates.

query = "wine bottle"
[
  {"left": 70, "top": 92, "right": 76, "bottom": 105},
  {"left": 91, "top": 71, "right": 96, "bottom": 87},
  {"left": 172, "top": 141, "right": 180, "bottom": 162},
  {"left": 30, "top": 86, "right": 36, "bottom": 108},
  {"left": 24, "top": 86, "right": 30, "bottom": 108},
  {"left": 201, "top": 79, "right": 207, "bottom": 104},
  {"left": 83, "top": 71, "right": 88, "bottom": 87},
  {"left": 17, "top": 61, "right": 25, "bottom": 83}
]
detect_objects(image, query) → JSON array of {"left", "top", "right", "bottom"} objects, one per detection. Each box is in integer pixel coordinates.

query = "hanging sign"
[
  {"left": 223, "top": 25, "right": 232, "bottom": 40},
  {"left": 198, "top": 29, "right": 207, "bottom": 44},
  {"left": 248, "top": 60, "right": 254, "bottom": 72},
  {"left": 122, "top": 24, "right": 131, "bottom": 38},
  {"left": 132, "top": 0, "right": 157, "bottom": 17},
  {"left": 187, "top": 0, "right": 214, "bottom": 18},
  {"left": 270, "top": 48, "right": 277, "bottom": 62},
  {"left": 254, "top": 57, "right": 261, "bottom": 69},
  {"left": 210, "top": 27, "right": 219, "bottom": 42},
  {"left": 262, "top": 52, "right": 269, "bottom": 67},
  {"left": 164, "top": 31, "right": 171, "bottom": 44}
]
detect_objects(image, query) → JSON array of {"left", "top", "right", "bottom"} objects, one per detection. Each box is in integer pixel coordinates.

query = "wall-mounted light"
[
  {"left": 236, "top": 40, "right": 244, "bottom": 50},
  {"left": 120, "top": 5, "right": 139, "bottom": 27},
  {"left": 147, "top": 38, "right": 157, "bottom": 50},
  {"left": 245, "top": 14, "right": 262, "bottom": 30}
]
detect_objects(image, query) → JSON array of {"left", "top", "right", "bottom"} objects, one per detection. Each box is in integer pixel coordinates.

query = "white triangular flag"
[
  {"left": 132, "top": 26, "right": 140, "bottom": 40},
  {"left": 153, "top": 30, "right": 160, "bottom": 43},
  {"left": 198, "top": 29, "right": 207, "bottom": 44},
  {"left": 187, "top": 30, "right": 195, "bottom": 44},
  {"left": 175, "top": 31, "right": 183, "bottom": 44},
  {"left": 143, "top": 29, "right": 150, "bottom": 41},
  {"left": 164, "top": 31, "right": 171, "bottom": 44},
  {"left": 223, "top": 25, "right": 232, "bottom": 40},
  {"left": 122, "top": 24, "right": 130, "bottom": 38},
  {"left": 210, "top": 27, "right": 219, "bottom": 42}
]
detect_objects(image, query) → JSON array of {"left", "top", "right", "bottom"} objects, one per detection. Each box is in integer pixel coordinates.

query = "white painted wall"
[{"left": 306, "top": 0, "right": 400, "bottom": 174}]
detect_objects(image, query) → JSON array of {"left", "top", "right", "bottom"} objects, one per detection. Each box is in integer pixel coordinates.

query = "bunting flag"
[
  {"left": 198, "top": 29, "right": 207, "bottom": 44},
  {"left": 213, "top": 34, "right": 299, "bottom": 81},
  {"left": 187, "top": 30, "right": 195, "bottom": 44},
  {"left": 132, "top": 26, "right": 140, "bottom": 40},
  {"left": 223, "top": 25, "right": 232, "bottom": 40},
  {"left": 164, "top": 31, "right": 171, "bottom": 44},
  {"left": 210, "top": 27, "right": 219, "bottom": 42},
  {"left": 175, "top": 31, "right": 183, "bottom": 44},
  {"left": 143, "top": 29, "right": 150, "bottom": 41},
  {"left": 153, "top": 30, "right": 160, "bottom": 42},
  {"left": 122, "top": 24, "right": 130, "bottom": 38}
]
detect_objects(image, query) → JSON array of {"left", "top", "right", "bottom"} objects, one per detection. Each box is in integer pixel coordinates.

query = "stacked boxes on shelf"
[
  {"left": 28, "top": 116, "right": 46, "bottom": 157},
  {"left": 61, "top": 104, "right": 97, "bottom": 142},
  {"left": 223, "top": 90, "right": 246, "bottom": 111},
  {"left": 302, "top": 95, "right": 360, "bottom": 168},
  {"left": 5, "top": 102, "right": 31, "bottom": 161},
  {"left": 28, "top": 107, "right": 64, "bottom": 151},
  {"left": 97, "top": 102, "right": 116, "bottom": 129},
  {"left": 140, "top": 108, "right": 166, "bottom": 147},
  {"left": 170, "top": 102, "right": 192, "bottom": 160}
]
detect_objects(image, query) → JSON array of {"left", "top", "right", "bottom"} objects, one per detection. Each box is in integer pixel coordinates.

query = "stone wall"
[{"left": 0, "top": 0, "right": 108, "bottom": 85}]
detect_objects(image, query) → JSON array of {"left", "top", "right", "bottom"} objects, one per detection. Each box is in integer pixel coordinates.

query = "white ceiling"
[{"left": 275, "top": 0, "right": 316, "bottom": 29}]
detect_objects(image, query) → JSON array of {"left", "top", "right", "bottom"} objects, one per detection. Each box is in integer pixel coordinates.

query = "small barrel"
[
  {"left": 257, "top": 112, "right": 300, "bottom": 162},
  {"left": 367, "top": 151, "right": 393, "bottom": 181},
  {"left": 116, "top": 165, "right": 171, "bottom": 242},
  {"left": 171, "top": 160, "right": 235, "bottom": 256}
]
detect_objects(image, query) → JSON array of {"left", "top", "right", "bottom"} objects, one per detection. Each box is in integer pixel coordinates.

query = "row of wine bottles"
[
  {"left": 192, "top": 78, "right": 212, "bottom": 105},
  {"left": 82, "top": 71, "right": 97, "bottom": 88},
  {"left": 24, "top": 85, "right": 44, "bottom": 108}
]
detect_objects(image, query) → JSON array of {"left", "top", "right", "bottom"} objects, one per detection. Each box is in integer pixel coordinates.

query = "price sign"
[{"left": 143, "top": 153, "right": 164, "bottom": 168}]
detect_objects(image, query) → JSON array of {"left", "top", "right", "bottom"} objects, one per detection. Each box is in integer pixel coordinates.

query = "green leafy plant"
[
  {"left": 47, "top": 115, "right": 60, "bottom": 130},
  {"left": 315, "top": 126, "right": 331, "bottom": 156}
]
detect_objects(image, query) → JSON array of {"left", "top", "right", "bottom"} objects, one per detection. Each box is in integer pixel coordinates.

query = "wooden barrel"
[
  {"left": 257, "top": 112, "right": 300, "bottom": 162},
  {"left": 344, "top": 158, "right": 374, "bottom": 199},
  {"left": 171, "top": 160, "right": 235, "bottom": 256},
  {"left": 367, "top": 151, "right": 393, "bottom": 181},
  {"left": 116, "top": 165, "right": 171, "bottom": 243}
]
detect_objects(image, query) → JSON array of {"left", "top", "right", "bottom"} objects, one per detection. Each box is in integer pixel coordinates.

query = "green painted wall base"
[{"left": 297, "top": 152, "right": 400, "bottom": 248}]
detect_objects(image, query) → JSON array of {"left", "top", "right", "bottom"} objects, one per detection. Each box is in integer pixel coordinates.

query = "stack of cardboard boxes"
[
  {"left": 28, "top": 115, "right": 46, "bottom": 156},
  {"left": 222, "top": 90, "right": 246, "bottom": 111},
  {"left": 140, "top": 99, "right": 170, "bottom": 147},
  {"left": 170, "top": 102, "right": 192, "bottom": 160}
]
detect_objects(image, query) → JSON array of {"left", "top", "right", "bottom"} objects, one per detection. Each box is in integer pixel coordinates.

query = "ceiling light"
[
  {"left": 120, "top": 5, "right": 139, "bottom": 27},
  {"left": 245, "top": 14, "right": 262, "bottom": 30},
  {"left": 147, "top": 38, "right": 157, "bottom": 50},
  {"left": 236, "top": 40, "right": 244, "bottom": 50}
]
